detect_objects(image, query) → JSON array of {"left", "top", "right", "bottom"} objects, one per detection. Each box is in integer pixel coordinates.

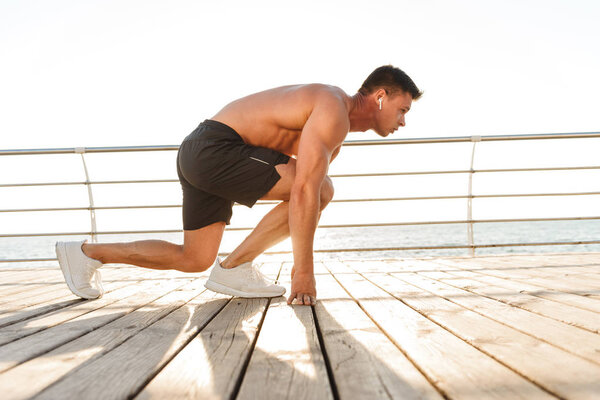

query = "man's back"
[{"left": 211, "top": 84, "right": 351, "bottom": 156}]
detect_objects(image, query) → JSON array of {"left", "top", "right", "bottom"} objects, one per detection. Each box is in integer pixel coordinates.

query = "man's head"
[{"left": 358, "top": 65, "right": 422, "bottom": 137}]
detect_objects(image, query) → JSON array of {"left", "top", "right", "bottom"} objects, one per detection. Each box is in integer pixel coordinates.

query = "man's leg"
[
  {"left": 221, "top": 159, "right": 334, "bottom": 269},
  {"left": 82, "top": 221, "right": 226, "bottom": 273}
]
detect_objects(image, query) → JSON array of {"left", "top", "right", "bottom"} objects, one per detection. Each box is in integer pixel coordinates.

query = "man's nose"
[{"left": 399, "top": 116, "right": 406, "bottom": 127}]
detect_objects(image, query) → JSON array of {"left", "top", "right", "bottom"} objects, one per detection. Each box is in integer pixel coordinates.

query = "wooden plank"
[
  {"left": 136, "top": 298, "right": 269, "bottom": 400},
  {"left": 0, "top": 266, "right": 157, "bottom": 328},
  {"left": 330, "top": 262, "right": 554, "bottom": 400},
  {"left": 391, "top": 269, "right": 600, "bottom": 365},
  {"left": 35, "top": 290, "right": 231, "bottom": 400},
  {"left": 0, "top": 268, "right": 62, "bottom": 284},
  {"left": 433, "top": 269, "right": 600, "bottom": 332},
  {"left": 485, "top": 254, "right": 599, "bottom": 269},
  {"left": 0, "top": 266, "right": 135, "bottom": 305},
  {"left": 0, "top": 281, "right": 62, "bottom": 299},
  {"left": 448, "top": 254, "right": 599, "bottom": 277},
  {"left": 0, "top": 277, "right": 206, "bottom": 400},
  {"left": 546, "top": 253, "right": 600, "bottom": 266},
  {"left": 314, "top": 263, "right": 444, "bottom": 400},
  {"left": 365, "top": 269, "right": 600, "bottom": 400},
  {"left": 0, "top": 266, "right": 138, "bottom": 307},
  {"left": 480, "top": 257, "right": 600, "bottom": 284},
  {"left": 0, "top": 297, "right": 82, "bottom": 329},
  {"left": 236, "top": 262, "right": 333, "bottom": 400},
  {"left": 0, "top": 285, "right": 92, "bottom": 311},
  {"left": 434, "top": 258, "right": 600, "bottom": 300},
  {"left": 0, "top": 269, "right": 67, "bottom": 299},
  {"left": 345, "top": 258, "right": 462, "bottom": 275},
  {"left": 0, "top": 272, "right": 165, "bottom": 345},
  {"left": 445, "top": 268, "right": 600, "bottom": 313},
  {"left": 0, "top": 275, "right": 194, "bottom": 374},
  {"left": 0, "top": 271, "right": 66, "bottom": 298},
  {"left": 258, "top": 261, "right": 284, "bottom": 280}
]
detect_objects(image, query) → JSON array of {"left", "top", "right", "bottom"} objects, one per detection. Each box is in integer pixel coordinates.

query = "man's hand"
[{"left": 287, "top": 270, "right": 316, "bottom": 306}]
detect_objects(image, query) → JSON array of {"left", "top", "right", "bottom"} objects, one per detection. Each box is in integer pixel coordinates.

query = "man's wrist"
[
  {"left": 294, "top": 269, "right": 314, "bottom": 277},
  {"left": 292, "top": 262, "right": 314, "bottom": 275}
]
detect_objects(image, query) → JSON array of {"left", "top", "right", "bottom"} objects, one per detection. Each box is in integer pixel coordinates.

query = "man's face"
[{"left": 374, "top": 91, "right": 413, "bottom": 137}]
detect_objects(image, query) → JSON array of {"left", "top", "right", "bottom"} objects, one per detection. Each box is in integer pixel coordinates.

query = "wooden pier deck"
[{"left": 0, "top": 252, "right": 599, "bottom": 400}]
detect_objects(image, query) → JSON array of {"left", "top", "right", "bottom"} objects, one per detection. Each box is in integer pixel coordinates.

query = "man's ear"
[{"left": 373, "top": 88, "right": 387, "bottom": 105}]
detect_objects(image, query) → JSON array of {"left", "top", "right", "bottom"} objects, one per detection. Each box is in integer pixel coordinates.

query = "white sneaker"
[
  {"left": 55, "top": 240, "right": 104, "bottom": 299},
  {"left": 204, "top": 257, "right": 285, "bottom": 298}
]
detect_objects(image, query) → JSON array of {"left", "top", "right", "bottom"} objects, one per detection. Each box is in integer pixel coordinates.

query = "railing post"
[
  {"left": 75, "top": 147, "right": 98, "bottom": 243},
  {"left": 467, "top": 136, "right": 481, "bottom": 256}
]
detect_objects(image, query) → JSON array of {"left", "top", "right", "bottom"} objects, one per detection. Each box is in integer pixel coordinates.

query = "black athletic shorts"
[{"left": 176, "top": 119, "right": 290, "bottom": 230}]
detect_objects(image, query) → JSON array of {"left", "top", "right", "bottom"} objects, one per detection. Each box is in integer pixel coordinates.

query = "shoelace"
[{"left": 249, "top": 265, "right": 276, "bottom": 284}]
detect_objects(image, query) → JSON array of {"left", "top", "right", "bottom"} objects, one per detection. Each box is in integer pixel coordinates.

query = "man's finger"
[
  {"left": 296, "top": 293, "right": 303, "bottom": 305},
  {"left": 287, "top": 292, "right": 296, "bottom": 305},
  {"left": 303, "top": 294, "right": 311, "bottom": 306}
]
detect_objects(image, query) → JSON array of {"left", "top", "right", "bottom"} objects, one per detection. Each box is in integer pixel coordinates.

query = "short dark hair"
[{"left": 358, "top": 65, "right": 423, "bottom": 100}]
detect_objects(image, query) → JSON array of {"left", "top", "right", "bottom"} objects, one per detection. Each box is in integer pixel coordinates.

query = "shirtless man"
[{"left": 55, "top": 65, "right": 422, "bottom": 306}]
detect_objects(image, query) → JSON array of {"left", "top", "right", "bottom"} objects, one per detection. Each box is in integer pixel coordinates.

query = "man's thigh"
[{"left": 261, "top": 157, "right": 297, "bottom": 201}]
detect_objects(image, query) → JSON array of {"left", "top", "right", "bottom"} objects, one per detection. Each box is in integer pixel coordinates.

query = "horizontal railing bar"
[
  {"left": 311, "top": 216, "right": 600, "bottom": 227},
  {"left": 3, "top": 166, "right": 600, "bottom": 188},
  {"left": 0, "top": 205, "right": 182, "bottom": 213},
  {"left": 4, "top": 191, "right": 600, "bottom": 213},
  {"left": 3, "top": 239, "right": 600, "bottom": 262},
  {"left": 2, "top": 132, "right": 600, "bottom": 156},
  {"left": 472, "top": 166, "right": 600, "bottom": 173},
  {"left": 2, "top": 216, "right": 599, "bottom": 237},
  {"left": 0, "top": 145, "right": 180, "bottom": 156},
  {"left": 329, "top": 192, "right": 600, "bottom": 202},
  {"left": 341, "top": 132, "right": 600, "bottom": 146},
  {"left": 330, "top": 165, "right": 600, "bottom": 178},
  {"left": 0, "top": 179, "right": 179, "bottom": 188},
  {"left": 0, "top": 182, "right": 86, "bottom": 188}
]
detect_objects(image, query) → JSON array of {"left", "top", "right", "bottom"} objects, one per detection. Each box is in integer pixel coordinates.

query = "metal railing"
[{"left": 1, "top": 131, "right": 600, "bottom": 262}]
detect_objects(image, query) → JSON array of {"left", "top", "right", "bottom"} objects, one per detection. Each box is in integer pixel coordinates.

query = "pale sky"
[
  {"left": 1, "top": 0, "right": 599, "bottom": 250},
  {"left": 1, "top": 0, "right": 599, "bottom": 149}
]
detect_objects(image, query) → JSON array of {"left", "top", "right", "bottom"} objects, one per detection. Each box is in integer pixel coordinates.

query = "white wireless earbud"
[{"left": 378, "top": 98, "right": 382, "bottom": 110}]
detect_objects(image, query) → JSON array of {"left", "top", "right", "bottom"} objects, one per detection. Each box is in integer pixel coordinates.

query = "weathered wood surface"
[
  {"left": 236, "top": 263, "right": 333, "bottom": 400},
  {"left": 0, "top": 252, "right": 598, "bottom": 399},
  {"left": 313, "top": 262, "right": 444, "bottom": 400}
]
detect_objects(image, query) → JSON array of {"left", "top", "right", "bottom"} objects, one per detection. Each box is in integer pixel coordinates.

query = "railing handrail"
[{"left": 1, "top": 131, "right": 600, "bottom": 156}]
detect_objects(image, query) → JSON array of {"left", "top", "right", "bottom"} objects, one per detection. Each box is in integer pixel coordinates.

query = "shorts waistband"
[{"left": 201, "top": 119, "right": 242, "bottom": 139}]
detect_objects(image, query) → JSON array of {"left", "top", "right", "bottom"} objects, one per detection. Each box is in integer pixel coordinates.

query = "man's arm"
[{"left": 287, "top": 94, "right": 348, "bottom": 306}]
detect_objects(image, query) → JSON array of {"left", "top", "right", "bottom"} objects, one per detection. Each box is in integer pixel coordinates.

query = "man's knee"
[
  {"left": 179, "top": 252, "right": 217, "bottom": 273},
  {"left": 320, "top": 176, "right": 334, "bottom": 209}
]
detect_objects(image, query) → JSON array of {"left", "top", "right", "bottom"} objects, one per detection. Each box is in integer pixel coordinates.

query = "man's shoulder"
[
  {"left": 296, "top": 84, "right": 351, "bottom": 122},
  {"left": 299, "top": 83, "right": 348, "bottom": 101}
]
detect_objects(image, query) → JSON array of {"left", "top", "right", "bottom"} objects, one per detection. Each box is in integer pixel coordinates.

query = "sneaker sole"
[
  {"left": 55, "top": 242, "right": 101, "bottom": 300},
  {"left": 204, "top": 279, "right": 285, "bottom": 298}
]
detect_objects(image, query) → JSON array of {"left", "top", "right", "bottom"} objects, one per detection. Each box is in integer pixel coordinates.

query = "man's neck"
[{"left": 347, "top": 92, "right": 375, "bottom": 132}]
